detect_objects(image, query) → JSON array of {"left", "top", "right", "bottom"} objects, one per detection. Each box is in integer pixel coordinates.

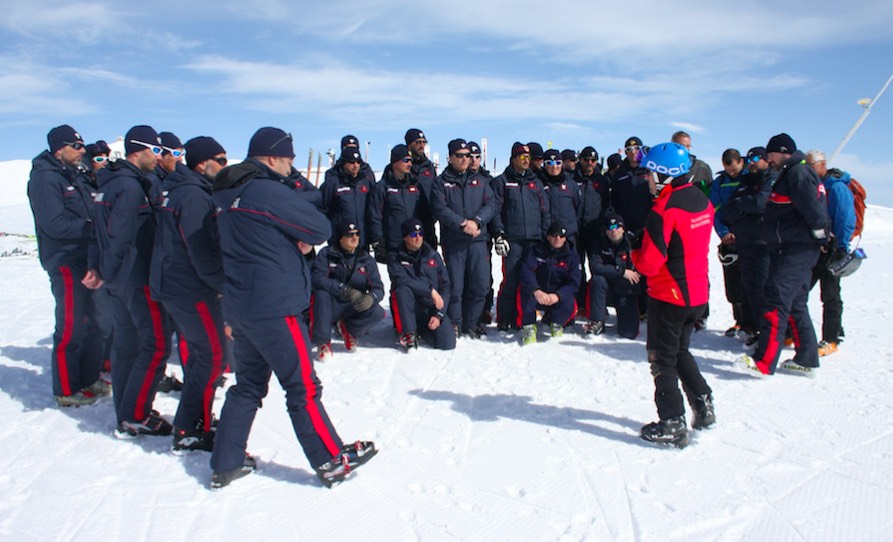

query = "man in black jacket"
[
  {"left": 738, "top": 134, "right": 829, "bottom": 378},
  {"left": 311, "top": 221, "right": 385, "bottom": 361},
  {"left": 586, "top": 214, "right": 641, "bottom": 339},
  {"left": 28, "top": 125, "right": 108, "bottom": 407},
  {"left": 150, "top": 136, "right": 229, "bottom": 452}
]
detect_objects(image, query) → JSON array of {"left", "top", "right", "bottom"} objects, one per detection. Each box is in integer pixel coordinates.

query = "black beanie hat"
[
  {"left": 527, "top": 142, "right": 544, "bottom": 158},
  {"left": 468, "top": 141, "right": 481, "bottom": 154},
  {"left": 184, "top": 136, "right": 226, "bottom": 169},
  {"left": 124, "top": 125, "right": 160, "bottom": 156},
  {"left": 543, "top": 149, "right": 561, "bottom": 162},
  {"left": 746, "top": 146, "right": 768, "bottom": 162},
  {"left": 335, "top": 219, "right": 361, "bottom": 238},
  {"left": 766, "top": 133, "right": 796, "bottom": 154},
  {"left": 404, "top": 128, "right": 426, "bottom": 144},
  {"left": 390, "top": 144, "right": 411, "bottom": 163},
  {"left": 607, "top": 153, "right": 623, "bottom": 169},
  {"left": 340, "top": 148, "right": 362, "bottom": 163},
  {"left": 47, "top": 125, "right": 83, "bottom": 153},
  {"left": 401, "top": 217, "right": 424, "bottom": 237},
  {"left": 561, "top": 149, "right": 577, "bottom": 161},
  {"left": 341, "top": 134, "right": 359, "bottom": 149},
  {"left": 448, "top": 139, "right": 468, "bottom": 155},
  {"left": 511, "top": 142, "right": 529, "bottom": 158},
  {"left": 547, "top": 223, "right": 568, "bottom": 237},
  {"left": 580, "top": 146, "right": 599, "bottom": 161},
  {"left": 158, "top": 131, "right": 183, "bottom": 151},
  {"left": 247, "top": 127, "right": 294, "bottom": 158}
]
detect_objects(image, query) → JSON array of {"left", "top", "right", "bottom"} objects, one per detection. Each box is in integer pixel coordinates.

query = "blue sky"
[{"left": 3, "top": 0, "right": 892, "bottom": 202}]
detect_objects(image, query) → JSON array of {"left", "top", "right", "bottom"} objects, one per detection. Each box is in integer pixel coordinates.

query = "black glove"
[
  {"left": 352, "top": 294, "right": 375, "bottom": 313},
  {"left": 371, "top": 241, "right": 387, "bottom": 264},
  {"left": 340, "top": 286, "right": 364, "bottom": 304}
]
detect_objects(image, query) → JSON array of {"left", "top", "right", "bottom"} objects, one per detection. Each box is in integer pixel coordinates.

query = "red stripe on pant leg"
[
  {"left": 514, "top": 286, "right": 523, "bottom": 328},
  {"left": 134, "top": 287, "right": 167, "bottom": 420},
  {"left": 757, "top": 308, "right": 780, "bottom": 373},
  {"left": 196, "top": 301, "right": 224, "bottom": 432},
  {"left": 788, "top": 315, "right": 801, "bottom": 347},
  {"left": 285, "top": 316, "right": 340, "bottom": 457},
  {"left": 390, "top": 290, "right": 403, "bottom": 335},
  {"left": 564, "top": 300, "right": 579, "bottom": 327},
  {"left": 56, "top": 266, "right": 75, "bottom": 396},
  {"left": 178, "top": 334, "right": 189, "bottom": 367}
]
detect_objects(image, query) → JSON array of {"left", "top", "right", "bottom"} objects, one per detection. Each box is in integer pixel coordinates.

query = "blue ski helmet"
[{"left": 641, "top": 142, "right": 691, "bottom": 176}]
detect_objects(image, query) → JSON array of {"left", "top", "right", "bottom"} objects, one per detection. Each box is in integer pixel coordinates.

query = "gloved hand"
[
  {"left": 352, "top": 294, "right": 375, "bottom": 313},
  {"left": 494, "top": 234, "right": 510, "bottom": 257},
  {"left": 340, "top": 286, "right": 364, "bottom": 304},
  {"left": 371, "top": 241, "right": 387, "bottom": 264}
]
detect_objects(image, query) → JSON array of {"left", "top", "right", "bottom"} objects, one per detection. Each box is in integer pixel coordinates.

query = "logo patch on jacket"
[
  {"left": 361, "top": 185, "right": 369, "bottom": 193},
  {"left": 408, "top": 186, "right": 418, "bottom": 193},
  {"left": 336, "top": 187, "right": 351, "bottom": 193},
  {"left": 527, "top": 182, "right": 537, "bottom": 189},
  {"left": 470, "top": 179, "right": 479, "bottom": 186},
  {"left": 358, "top": 266, "right": 367, "bottom": 275},
  {"left": 427, "top": 259, "right": 437, "bottom": 267}
]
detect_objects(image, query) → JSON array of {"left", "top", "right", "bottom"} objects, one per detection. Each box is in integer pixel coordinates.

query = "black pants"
[
  {"left": 810, "top": 250, "right": 843, "bottom": 343},
  {"left": 48, "top": 265, "right": 103, "bottom": 396},
  {"left": 646, "top": 298, "right": 711, "bottom": 421},
  {"left": 737, "top": 244, "right": 770, "bottom": 331}
]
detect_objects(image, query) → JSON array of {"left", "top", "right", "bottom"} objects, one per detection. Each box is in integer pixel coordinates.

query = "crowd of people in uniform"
[{"left": 26, "top": 121, "right": 852, "bottom": 485}]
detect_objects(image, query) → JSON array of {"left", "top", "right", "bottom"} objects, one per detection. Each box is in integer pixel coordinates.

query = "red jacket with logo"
[{"left": 633, "top": 178, "right": 714, "bottom": 307}]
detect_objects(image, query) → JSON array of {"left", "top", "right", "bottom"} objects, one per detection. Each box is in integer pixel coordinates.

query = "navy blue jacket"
[
  {"left": 490, "top": 166, "right": 551, "bottom": 241},
  {"left": 27, "top": 151, "right": 94, "bottom": 271},
  {"left": 369, "top": 165, "right": 434, "bottom": 250},
  {"left": 92, "top": 159, "right": 158, "bottom": 289},
  {"left": 387, "top": 242, "right": 450, "bottom": 320},
  {"left": 540, "top": 170, "right": 581, "bottom": 236},
  {"left": 591, "top": 231, "right": 640, "bottom": 297},
  {"left": 213, "top": 159, "right": 331, "bottom": 321},
  {"left": 576, "top": 168, "right": 611, "bottom": 244},
  {"left": 723, "top": 168, "right": 775, "bottom": 248},
  {"left": 431, "top": 166, "right": 496, "bottom": 248},
  {"left": 762, "top": 152, "right": 829, "bottom": 248},
  {"left": 289, "top": 167, "right": 323, "bottom": 210},
  {"left": 611, "top": 167, "right": 653, "bottom": 234},
  {"left": 520, "top": 240, "right": 582, "bottom": 303},
  {"left": 149, "top": 164, "right": 224, "bottom": 302},
  {"left": 320, "top": 162, "right": 376, "bottom": 247},
  {"left": 312, "top": 244, "right": 384, "bottom": 303},
  {"left": 412, "top": 157, "right": 439, "bottom": 245}
]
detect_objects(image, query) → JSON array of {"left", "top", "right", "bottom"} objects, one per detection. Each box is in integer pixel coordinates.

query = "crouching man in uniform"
[
  {"left": 310, "top": 220, "right": 384, "bottom": 361},
  {"left": 387, "top": 218, "right": 456, "bottom": 352}
]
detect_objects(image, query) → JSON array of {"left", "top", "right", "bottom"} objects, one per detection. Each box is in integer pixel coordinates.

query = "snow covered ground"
[{"left": 1, "top": 159, "right": 891, "bottom": 541}]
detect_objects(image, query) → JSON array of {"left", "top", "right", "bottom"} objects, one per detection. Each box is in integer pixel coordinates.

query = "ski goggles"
[
  {"left": 129, "top": 140, "right": 163, "bottom": 155},
  {"left": 92, "top": 156, "right": 110, "bottom": 164}
]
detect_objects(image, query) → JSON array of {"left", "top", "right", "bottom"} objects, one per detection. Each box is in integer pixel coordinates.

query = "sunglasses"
[
  {"left": 342, "top": 232, "right": 360, "bottom": 238},
  {"left": 92, "top": 155, "right": 110, "bottom": 164},
  {"left": 516, "top": 154, "right": 531, "bottom": 160},
  {"left": 581, "top": 157, "right": 597, "bottom": 163},
  {"left": 129, "top": 140, "right": 163, "bottom": 155},
  {"left": 163, "top": 147, "right": 186, "bottom": 158},
  {"left": 413, "top": 139, "right": 427, "bottom": 145},
  {"left": 400, "top": 157, "right": 413, "bottom": 164},
  {"left": 452, "top": 153, "right": 471, "bottom": 159},
  {"left": 746, "top": 155, "right": 762, "bottom": 164},
  {"left": 625, "top": 145, "right": 640, "bottom": 153},
  {"left": 544, "top": 159, "right": 562, "bottom": 167},
  {"left": 470, "top": 154, "right": 481, "bottom": 160},
  {"left": 65, "top": 141, "right": 85, "bottom": 150},
  {"left": 550, "top": 232, "right": 567, "bottom": 238},
  {"left": 212, "top": 157, "right": 228, "bottom": 166},
  {"left": 608, "top": 223, "right": 622, "bottom": 231},
  {"left": 407, "top": 232, "right": 423, "bottom": 238}
]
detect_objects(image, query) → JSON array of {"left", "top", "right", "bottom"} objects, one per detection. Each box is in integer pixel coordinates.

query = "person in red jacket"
[{"left": 632, "top": 142, "right": 715, "bottom": 448}]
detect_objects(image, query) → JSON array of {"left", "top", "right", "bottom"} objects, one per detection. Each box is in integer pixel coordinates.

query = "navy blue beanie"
[
  {"left": 185, "top": 136, "right": 226, "bottom": 169},
  {"left": 390, "top": 144, "right": 410, "bottom": 163},
  {"left": 124, "top": 125, "right": 160, "bottom": 156},
  {"left": 47, "top": 125, "right": 83, "bottom": 153},
  {"left": 247, "top": 127, "right": 295, "bottom": 158}
]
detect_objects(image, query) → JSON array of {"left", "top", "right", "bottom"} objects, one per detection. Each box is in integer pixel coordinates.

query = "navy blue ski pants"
[{"left": 211, "top": 315, "right": 343, "bottom": 473}]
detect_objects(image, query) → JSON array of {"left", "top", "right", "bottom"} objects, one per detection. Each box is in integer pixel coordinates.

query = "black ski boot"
[
  {"left": 640, "top": 416, "right": 689, "bottom": 448},
  {"left": 315, "top": 441, "right": 378, "bottom": 488},
  {"left": 210, "top": 454, "right": 257, "bottom": 489},
  {"left": 691, "top": 394, "right": 716, "bottom": 430}
]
